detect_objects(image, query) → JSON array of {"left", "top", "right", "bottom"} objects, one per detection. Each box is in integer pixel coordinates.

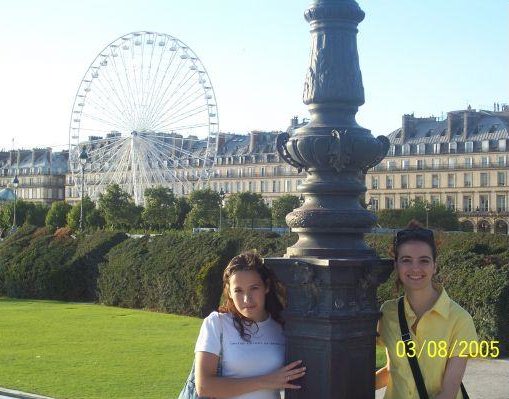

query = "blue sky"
[{"left": 0, "top": 0, "right": 507, "bottom": 150}]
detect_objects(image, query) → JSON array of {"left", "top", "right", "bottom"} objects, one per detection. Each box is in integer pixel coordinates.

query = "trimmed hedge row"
[
  {"left": 1, "top": 227, "right": 507, "bottom": 355},
  {"left": 0, "top": 225, "right": 127, "bottom": 301}
]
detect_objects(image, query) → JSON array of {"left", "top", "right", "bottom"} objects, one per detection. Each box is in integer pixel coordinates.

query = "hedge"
[
  {"left": 0, "top": 225, "right": 127, "bottom": 301},
  {"left": 1, "top": 227, "right": 507, "bottom": 355}
]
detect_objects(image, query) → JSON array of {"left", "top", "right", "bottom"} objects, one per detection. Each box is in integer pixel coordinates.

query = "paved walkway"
[{"left": 376, "top": 358, "right": 509, "bottom": 399}]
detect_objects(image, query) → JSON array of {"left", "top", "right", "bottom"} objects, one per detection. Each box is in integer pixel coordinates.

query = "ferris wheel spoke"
[
  {"left": 147, "top": 53, "right": 191, "bottom": 122},
  {"left": 153, "top": 68, "right": 197, "bottom": 119},
  {"left": 93, "top": 68, "right": 136, "bottom": 129},
  {"left": 141, "top": 134, "right": 210, "bottom": 164},
  {"left": 94, "top": 141, "right": 131, "bottom": 191},
  {"left": 150, "top": 84, "right": 204, "bottom": 128},
  {"left": 81, "top": 111, "right": 128, "bottom": 133},
  {"left": 154, "top": 91, "right": 208, "bottom": 129},
  {"left": 118, "top": 46, "right": 141, "bottom": 125},
  {"left": 107, "top": 52, "right": 139, "bottom": 126},
  {"left": 88, "top": 138, "right": 130, "bottom": 176},
  {"left": 82, "top": 92, "right": 132, "bottom": 132}
]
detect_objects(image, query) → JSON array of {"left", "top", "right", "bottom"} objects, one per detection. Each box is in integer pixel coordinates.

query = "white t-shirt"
[{"left": 195, "top": 311, "right": 285, "bottom": 399}]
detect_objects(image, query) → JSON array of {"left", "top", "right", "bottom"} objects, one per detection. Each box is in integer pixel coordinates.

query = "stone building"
[
  {"left": 0, "top": 148, "right": 68, "bottom": 206},
  {"left": 365, "top": 105, "right": 509, "bottom": 233}
]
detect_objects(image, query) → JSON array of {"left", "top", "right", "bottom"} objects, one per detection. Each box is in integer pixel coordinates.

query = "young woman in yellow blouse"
[{"left": 376, "top": 222, "right": 477, "bottom": 399}]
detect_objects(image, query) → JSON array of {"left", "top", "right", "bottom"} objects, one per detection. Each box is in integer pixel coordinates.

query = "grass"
[{"left": 0, "top": 298, "right": 387, "bottom": 398}]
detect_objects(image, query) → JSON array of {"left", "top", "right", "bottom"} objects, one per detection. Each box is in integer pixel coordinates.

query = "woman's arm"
[
  {"left": 434, "top": 357, "right": 468, "bottom": 399},
  {"left": 195, "top": 351, "right": 306, "bottom": 398},
  {"left": 375, "top": 350, "right": 390, "bottom": 390}
]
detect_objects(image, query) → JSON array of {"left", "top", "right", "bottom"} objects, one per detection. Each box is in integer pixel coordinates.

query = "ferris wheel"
[{"left": 68, "top": 31, "right": 219, "bottom": 205}]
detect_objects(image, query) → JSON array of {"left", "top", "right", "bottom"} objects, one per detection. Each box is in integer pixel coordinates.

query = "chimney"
[
  {"left": 215, "top": 133, "right": 226, "bottom": 155},
  {"left": 290, "top": 116, "right": 299, "bottom": 128},
  {"left": 249, "top": 131, "right": 260, "bottom": 153},
  {"left": 401, "top": 114, "right": 415, "bottom": 141},
  {"left": 463, "top": 110, "right": 480, "bottom": 141},
  {"left": 447, "top": 112, "right": 461, "bottom": 141}
]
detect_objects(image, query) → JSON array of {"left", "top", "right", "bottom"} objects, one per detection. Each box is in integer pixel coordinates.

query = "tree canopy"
[
  {"left": 271, "top": 195, "right": 301, "bottom": 227},
  {"left": 225, "top": 192, "right": 270, "bottom": 228},
  {"left": 184, "top": 188, "right": 221, "bottom": 228},
  {"left": 142, "top": 186, "right": 177, "bottom": 230}
]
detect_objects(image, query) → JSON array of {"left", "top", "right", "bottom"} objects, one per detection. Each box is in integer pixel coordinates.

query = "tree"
[
  {"left": 376, "top": 209, "right": 404, "bottom": 229},
  {"left": 271, "top": 195, "right": 300, "bottom": 227},
  {"left": 225, "top": 192, "right": 270, "bottom": 228},
  {"left": 173, "top": 197, "right": 191, "bottom": 229},
  {"left": 399, "top": 199, "right": 459, "bottom": 230},
  {"left": 25, "top": 202, "right": 49, "bottom": 227},
  {"left": 184, "top": 188, "right": 221, "bottom": 228},
  {"left": 0, "top": 199, "right": 31, "bottom": 230},
  {"left": 98, "top": 184, "right": 138, "bottom": 230},
  {"left": 46, "top": 201, "right": 72, "bottom": 229},
  {"left": 142, "top": 186, "right": 176, "bottom": 231},
  {"left": 67, "top": 196, "right": 105, "bottom": 231}
]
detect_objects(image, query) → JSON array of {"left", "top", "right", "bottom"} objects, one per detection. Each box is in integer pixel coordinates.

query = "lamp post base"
[{"left": 265, "top": 256, "right": 392, "bottom": 399}]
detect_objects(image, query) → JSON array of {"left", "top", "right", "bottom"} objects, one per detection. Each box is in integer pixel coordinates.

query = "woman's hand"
[{"left": 259, "top": 360, "right": 306, "bottom": 390}]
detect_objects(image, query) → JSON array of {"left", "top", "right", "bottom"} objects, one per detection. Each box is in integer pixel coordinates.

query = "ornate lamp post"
[
  {"left": 265, "top": 1, "right": 392, "bottom": 397},
  {"left": 12, "top": 175, "right": 19, "bottom": 230},
  {"left": 79, "top": 147, "right": 88, "bottom": 231},
  {"left": 219, "top": 188, "right": 225, "bottom": 230}
]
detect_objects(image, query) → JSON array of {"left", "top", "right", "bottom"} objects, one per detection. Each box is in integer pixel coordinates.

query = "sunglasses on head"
[{"left": 394, "top": 228, "right": 434, "bottom": 246}]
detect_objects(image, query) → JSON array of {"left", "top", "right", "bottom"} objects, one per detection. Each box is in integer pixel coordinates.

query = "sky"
[{"left": 0, "top": 0, "right": 507, "bottom": 151}]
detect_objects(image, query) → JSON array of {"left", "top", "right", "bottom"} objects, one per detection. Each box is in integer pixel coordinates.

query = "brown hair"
[
  {"left": 219, "top": 251, "right": 286, "bottom": 341},
  {"left": 393, "top": 220, "right": 440, "bottom": 291}
]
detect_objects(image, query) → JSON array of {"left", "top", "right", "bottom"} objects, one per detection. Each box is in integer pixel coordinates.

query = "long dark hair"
[{"left": 219, "top": 252, "right": 286, "bottom": 341}]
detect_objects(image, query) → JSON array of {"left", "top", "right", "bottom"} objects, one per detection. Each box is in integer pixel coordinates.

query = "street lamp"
[
  {"left": 79, "top": 147, "right": 88, "bottom": 231},
  {"left": 11, "top": 175, "right": 19, "bottom": 230},
  {"left": 298, "top": 194, "right": 304, "bottom": 206},
  {"left": 219, "top": 188, "right": 225, "bottom": 231},
  {"left": 425, "top": 202, "right": 431, "bottom": 228}
]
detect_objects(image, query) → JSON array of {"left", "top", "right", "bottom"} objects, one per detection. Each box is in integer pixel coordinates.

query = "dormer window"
[
  {"left": 489, "top": 124, "right": 499, "bottom": 133},
  {"left": 440, "top": 129, "right": 447, "bottom": 136},
  {"left": 425, "top": 129, "right": 433, "bottom": 137},
  {"left": 455, "top": 127, "right": 463, "bottom": 135},
  {"left": 395, "top": 130, "right": 402, "bottom": 139}
]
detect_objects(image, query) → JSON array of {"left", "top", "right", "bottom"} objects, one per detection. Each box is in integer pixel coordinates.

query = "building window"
[
  {"left": 480, "top": 195, "right": 489, "bottom": 212},
  {"left": 431, "top": 195, "right": 440, "bottom": 205},
  {"left": 449, "top": 142, "right": 457, "bottom": 153},
  {"left": 432, "top": 159, "right": 440, "bottom": 169},
  {"left": 446, "top": 196, "right": 455, "bottom": 211},
  {"left": 464, "top": 173, "right": 472, "bottom": 187},
  {"left": 498, "top": 172, "right": 506, "bottom": 186},
  {"left": 401, "top": 175, "right": 408, "bottom": 189},
  {"left": 482, "top": 140, "right": 489, "bottom": 152},
  {"left": 481, "top": 156, "right": 489, "bottom": 167},
  {"left": 449, "top": 158, "right": 457, "bottom": 169},
  {"left": 416, "top": 160, "right": 424, "bottom": 170},
  {"left": 260, "top": 181, "right": 265, "bottom": 192},
  {"left": 498, "top": 156, "right": 507, "bottom": 167},
  {"left": 260, "top": 167, "right": 265, "bottom": 177},
  {"left": 416, "top": 174, "right": 424, "bottom": 189},
  {"left": 371, "top": 176, "right": 379, "bottom": 189},
  {"left": 499, "top": 139, "right": 507, "bottom": 152},
  {"left": 387, "top": 161, "right": 396, "bottom": 171},
  {"left": 432, "top": 174, "right": 439, "bottom": 188},
  {"left": 417, "top": 143, "right": 425, "bottom": 154},
  {"left": 465, "top": 141, "right": 473, "bottom": 152},
  {"left": 401, "top": 159, "right": 410, "bottom": 170},
  {"left": 371, "top": 198, "right": 379, "bottom": 211},
  {"left": 386, "top": 175, "right": 393, "bottom": 189},
  {"left": 237, "top": 182, "right": 241, "bottom": 192},
  {"left": 285, "top": 180, "right": 291, "bottom": 192},
  {"left": 448, "top": 174, "right": 455, "bottom": 188},
  {"left": 402, "top": 144, "right": 410, "bottom": 155},
  {"left": 400, "top": 196, "right": 409, "bottom": 209},
  {"left": 464, "top": 157, "right": 473, "bottom": 168},
  {"left": 272, "top": 180, "right": 277, "bottom": 193},
  {"left": 385, "top": 197, "right": 394, "bottom": 209},
  {"left": 248, "top": 181, "right": 253, "bottom": 191},
  {"left": 497, "top": 195, "right": 506, "bottom": 212},
  {"left": 480, "top": 172, "right": 489, "bottom": 187},
  {"left": 463, "top": 196, "right": 472, "bottom": 212},
  {"left": 433, "top": 143, "right": 441, "bottom": 154}
]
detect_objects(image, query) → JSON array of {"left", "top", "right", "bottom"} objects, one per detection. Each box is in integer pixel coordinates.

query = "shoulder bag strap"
[
  {"left": 216, "top": 313, "right": 224, "bottom": 376},
  {"left": 398, "top": 297, "right": 429, "bottom": 399},
  {"left": 398, "top": 298, "right": 469, "bottom": 399}
]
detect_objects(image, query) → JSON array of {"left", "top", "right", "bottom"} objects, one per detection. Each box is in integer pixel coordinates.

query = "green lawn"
[{"left": 0, "top": 299, "right": 386, "bottom": 398}]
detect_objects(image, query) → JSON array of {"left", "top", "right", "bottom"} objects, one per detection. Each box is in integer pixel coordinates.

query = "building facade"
[
  {"left": 0, "top": 149, "right": 68, "bottom": 206},
  {"left": 365, "top": 105, "right": 509, "bottom": 233}
]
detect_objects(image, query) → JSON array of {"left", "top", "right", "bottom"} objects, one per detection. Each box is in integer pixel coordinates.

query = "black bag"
[
  {"left": 398, "top": 297, "right": 469, "bottom": 399},
  {"left": 178, "top": 314, "right": 224, "bottom": 399}
]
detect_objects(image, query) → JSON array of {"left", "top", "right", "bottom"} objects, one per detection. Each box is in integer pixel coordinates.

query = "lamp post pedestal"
[{"left": 267, "top": 1, "right": 392, "bottom": 397}]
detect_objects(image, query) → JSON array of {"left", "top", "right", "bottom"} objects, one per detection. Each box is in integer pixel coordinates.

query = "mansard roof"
[{"left": 387, "top": 109, "right": 509, "bottom": 145}]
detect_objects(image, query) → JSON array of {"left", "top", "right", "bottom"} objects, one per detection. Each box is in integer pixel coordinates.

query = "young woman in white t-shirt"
[{"left": 195, "top": 252, "right": 306, "bottom": 399}]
